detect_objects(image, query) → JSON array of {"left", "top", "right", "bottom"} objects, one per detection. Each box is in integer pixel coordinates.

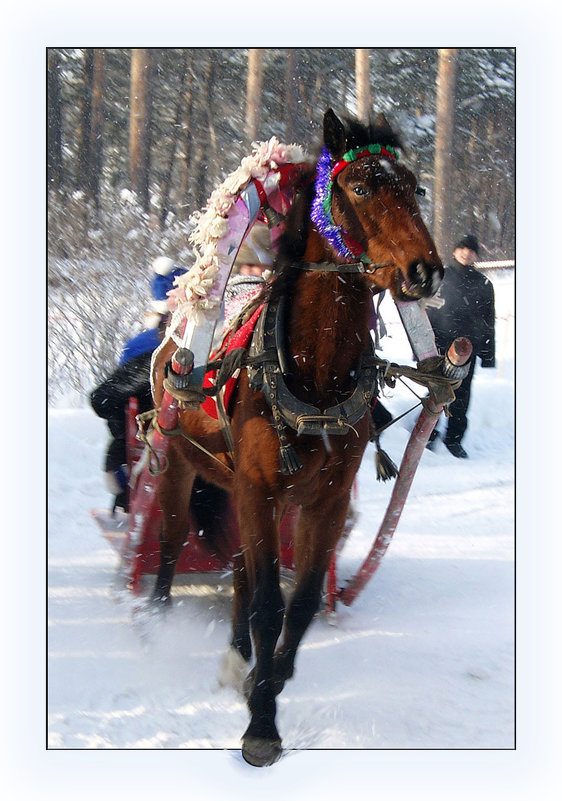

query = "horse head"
[{"left": 312, "top": 108, "right": 443, "bottom": 300}]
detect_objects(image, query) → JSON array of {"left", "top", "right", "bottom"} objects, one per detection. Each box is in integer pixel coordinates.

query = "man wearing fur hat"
[
  {"left": 425, "top": 235, "right": 496, "bottom": 459},
  {"left": 90, "top": 257, "right": 185, "bottom": 512}
]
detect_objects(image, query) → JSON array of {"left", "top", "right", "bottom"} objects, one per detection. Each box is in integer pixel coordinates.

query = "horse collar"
[{"left": 247, "top": 298, "right": 380, "bottom": 473}]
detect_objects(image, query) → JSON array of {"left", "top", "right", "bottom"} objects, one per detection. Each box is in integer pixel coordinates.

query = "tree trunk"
[
  {"left": 246, "top": 48, "right": 264, "bottom": 143},
  {"left": 90, "top": 49, "right": 106, "bottom": 213},
  {"left": 77, "top": 49, "right": 94, "bottom": 197},
  {"left": 187, "top": 54, "right": 217, "bottom": 210},
  {"left": 284, "top": 49, "right": 297, "bottom": 142},
  {"left": 192, "top": 55, "right": 217, "bottom": 209},
  {"left": 47, "top": 49, "right": 64, "bottom": 192},
  {"left": 160, "top": 51, "right": 189, "bottom": 228},
  {"left": 433, "top": 48, "right": 458, "bottom": 260},
  {"left": 129, "top": 48, "right": 154, "bottom": 212},
  {"left": 355, "top": 49, "right": 372, "bottom": 123},
  {"left": 179, "top": 53, "right": 195, "bottom": 220}
]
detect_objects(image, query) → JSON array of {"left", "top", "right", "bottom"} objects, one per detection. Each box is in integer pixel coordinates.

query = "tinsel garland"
[{"left": 310, "top": 146, "right": 355, "bottom": 261}]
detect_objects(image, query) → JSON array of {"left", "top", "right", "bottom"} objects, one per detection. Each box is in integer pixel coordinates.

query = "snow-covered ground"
[
  {"left": 48, "top": 281, "right": 515, "bottom": 767},
  {"left": 37, "top": 262, "right": 557, "bottom": 798}
]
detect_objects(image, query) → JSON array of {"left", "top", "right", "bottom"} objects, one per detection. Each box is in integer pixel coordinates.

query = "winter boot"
[
  {"left": 444, "top": 440, "right": 468, "bottom": 459},
  {"left": 104, "top": 465, "right": 129, "bottom": 513}
]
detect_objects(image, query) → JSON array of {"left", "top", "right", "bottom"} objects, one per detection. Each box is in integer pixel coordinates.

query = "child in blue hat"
[{"left": 90, "top": 257, "right": 186, "bottom": 512}]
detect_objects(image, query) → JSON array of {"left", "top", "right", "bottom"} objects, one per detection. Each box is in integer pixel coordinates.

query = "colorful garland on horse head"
[{"left": 311, "top": 143, "right": 399, "bottom": 263}]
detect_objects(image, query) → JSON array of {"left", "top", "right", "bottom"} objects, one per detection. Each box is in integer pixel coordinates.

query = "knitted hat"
[
  {"left": 454, "top": 234, "right": 480, "bottom": 255},
  {"left": 150, "top": 257, "right": 186, "bottom": 314}
]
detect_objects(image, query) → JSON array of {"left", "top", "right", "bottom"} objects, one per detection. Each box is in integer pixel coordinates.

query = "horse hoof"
[{"left": 242, "top": 736, "right": 283, "bottom": 767}]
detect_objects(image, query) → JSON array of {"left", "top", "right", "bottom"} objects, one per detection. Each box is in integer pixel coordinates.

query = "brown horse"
[{"left": 151, "top": 109, "right": 443, "bottom": 765}]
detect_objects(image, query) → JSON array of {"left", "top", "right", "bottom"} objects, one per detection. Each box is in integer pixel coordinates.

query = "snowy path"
[{"left": 48, "top": 361, "right": 514, "bottom": 754}]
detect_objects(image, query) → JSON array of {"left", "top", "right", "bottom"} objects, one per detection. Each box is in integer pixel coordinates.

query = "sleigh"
[{"left": 94, "top": 393, "right": 302, "bottom": 595}]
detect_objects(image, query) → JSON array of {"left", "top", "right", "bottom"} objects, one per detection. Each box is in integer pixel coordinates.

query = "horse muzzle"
[{"left": 395, "top": 260, "right": 444, "bottom": 301}]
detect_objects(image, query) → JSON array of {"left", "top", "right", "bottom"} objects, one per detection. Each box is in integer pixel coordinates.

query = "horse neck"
[{"left": 285, "top": 267, "right": 372, "bottom": 404}]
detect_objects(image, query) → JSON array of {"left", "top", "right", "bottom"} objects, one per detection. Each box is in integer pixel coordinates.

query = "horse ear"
[
  {"left": 323, "top": 109, "right": 347, "bottom": 158},
  {"left": 373, "top": 112, "right": 394, "bottom": 135}
]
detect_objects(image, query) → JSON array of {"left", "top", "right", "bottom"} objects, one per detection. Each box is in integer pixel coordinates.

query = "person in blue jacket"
[{"left": 90, "top": 257, "right": 186, "bottom": 512}]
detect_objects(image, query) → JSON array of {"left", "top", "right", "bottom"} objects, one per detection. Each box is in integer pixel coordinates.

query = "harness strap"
[
  {"left": 294, "top": 260, "right": 391, "bottom": 275},
  {"left": 136, "top": 409, "right": 235, "bottom": 474}
]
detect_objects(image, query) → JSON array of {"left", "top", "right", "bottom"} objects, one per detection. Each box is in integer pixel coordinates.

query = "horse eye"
[
  {"left": 415, "top": 185, "right": 426, "bottom": 196},
  {"left": 352, "top": 185, "right": 369, "bottom": 198}
]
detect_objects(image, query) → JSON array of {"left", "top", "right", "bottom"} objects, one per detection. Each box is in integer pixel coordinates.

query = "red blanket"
[{"left": 201, "top": 303, "right": 264, "bottom": 420}]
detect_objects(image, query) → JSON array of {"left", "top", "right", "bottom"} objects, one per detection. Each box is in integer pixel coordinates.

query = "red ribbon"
[{"left": 332, "top": 147, "right": 397, "bottom": 179}]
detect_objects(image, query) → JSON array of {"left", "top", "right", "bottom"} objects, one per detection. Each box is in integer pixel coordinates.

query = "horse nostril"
[
  {"left": 408, "top": 260, "right": 429, "bottom": 285},
  {"left": 415, "top": 262, "right": 426, "bottom": 281}
]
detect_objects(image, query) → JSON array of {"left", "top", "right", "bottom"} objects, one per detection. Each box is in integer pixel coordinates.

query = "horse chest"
[{"left": 284, "top": 425, "right": 369, "bottom": 498}]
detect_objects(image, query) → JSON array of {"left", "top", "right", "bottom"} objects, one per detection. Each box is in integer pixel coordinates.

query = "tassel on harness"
[
  {"left": 373, "top": 434, "right": 399, "bottom": 482},
  {"left": 279, "top": 444, "right": 304, "bottom": 476}
]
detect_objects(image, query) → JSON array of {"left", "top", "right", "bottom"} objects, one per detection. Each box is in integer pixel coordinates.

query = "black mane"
[{"left": 338, "top": 115, "right": 403, "bottom": 152}]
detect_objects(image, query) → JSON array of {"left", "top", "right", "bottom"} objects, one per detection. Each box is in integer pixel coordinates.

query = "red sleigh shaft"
[
  {"left": 338, "top": 400, "right": 441, "bottom": 606},
  {"left": 122, "top": 391, "right": 180, "bottom": 593},
  {"left": 338, "top": 333, "right": 473, "bottom": 607}
]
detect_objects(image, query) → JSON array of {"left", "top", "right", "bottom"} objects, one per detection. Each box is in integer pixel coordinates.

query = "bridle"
[
  {"left": 310, "top": 142, "right": 400, "bottom": 269},
  {"left": 294, "top": 260, "right": 392, "bottom": 275}
]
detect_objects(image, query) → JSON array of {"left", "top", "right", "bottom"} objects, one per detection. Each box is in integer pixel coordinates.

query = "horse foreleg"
[
  {"left": 273, "top": 494, "right": 350, "bottom": 691},
  {"left": 152, "top": 443, "right": 195, "bottom": 606},
  {"left": 236, "top": 489, "right": 285, "bottom": 766}
]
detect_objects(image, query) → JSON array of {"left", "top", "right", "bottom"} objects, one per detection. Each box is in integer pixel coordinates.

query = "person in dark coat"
[
  {"left": 425, "top": 234, "right": 495, "bottom": 458},
  {"left": 90, "top": 257, "right": 186, "bottom": 511}
]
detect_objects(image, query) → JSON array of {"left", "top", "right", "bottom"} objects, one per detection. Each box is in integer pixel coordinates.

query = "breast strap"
[{"left": 247, "top": 296, "right": 380, "bottom": 439}]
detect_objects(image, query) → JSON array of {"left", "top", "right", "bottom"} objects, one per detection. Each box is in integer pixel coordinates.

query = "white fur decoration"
[{"left": 168, "top": 138, "right": 310, "bottom": 331}]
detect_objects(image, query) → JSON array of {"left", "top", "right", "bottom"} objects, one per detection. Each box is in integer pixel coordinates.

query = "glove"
[{"left": 419, "top": 294, "right": 445, "bottom": 310}]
